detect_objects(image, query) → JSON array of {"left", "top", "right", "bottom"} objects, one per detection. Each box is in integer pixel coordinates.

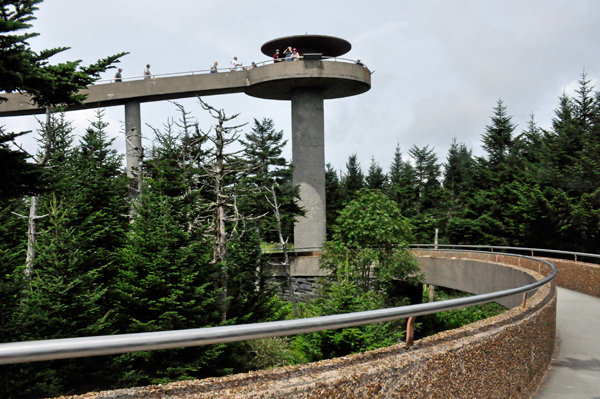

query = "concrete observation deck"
[
  {"left": 0, "top": 60, "right": 370, "bottom": 116},
  {"left": 0, "top": 34, "right": 371, "bottom": 250}
]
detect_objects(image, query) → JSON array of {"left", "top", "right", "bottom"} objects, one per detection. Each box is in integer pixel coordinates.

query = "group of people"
[
  {"left": 209, "top": 58, "right": 258, "bottom": 73},
  {"left": 113, "top": 49, "right": 363, "bottom": 82},
  {"left": 114, "top": 64, "right": 152, "bottom": 82},
  {"left": 273, "top": 46, "right": 299, "bottom": 62}
]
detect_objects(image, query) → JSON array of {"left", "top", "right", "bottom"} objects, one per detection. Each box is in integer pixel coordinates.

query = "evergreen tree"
[
  {"left": 365, "top": 156, "right": 386, "bottom": 190},
  {"left": 443, "top": 137, "right": 474, "bottom": 208},
  {"left": 408, "top": 145, "right": 441, "bottom": 215},
  {"left": 0, "top": 129, "right": 47, "bottom": 200},
  {"left": 342, "top": 154, "right": 364, "bottom": 198},
  {"left": 0, "top": 0, "right": 126, "bottom": 107},
  {"left": 240, "top": 118, "right": 301, "bottom": 243},
  {"left": 481, "top": 100, "right": 516, "bottom": 166},
  {"left": 387, "top": 144, "right": 417, "bottom": 215},
  {"left": 114, "top": 190, "right": 222, "bottom": 387},
  {"left": 325, "top": 163, "right": 344, "bottom": 237}
]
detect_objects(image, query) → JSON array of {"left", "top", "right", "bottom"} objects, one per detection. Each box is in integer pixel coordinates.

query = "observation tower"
[
  {"left": 0, "top": 34, "right": 371, "bottom": 249},
  {"left": 247, "top": 35, "right": 371, "bottom": 249}
]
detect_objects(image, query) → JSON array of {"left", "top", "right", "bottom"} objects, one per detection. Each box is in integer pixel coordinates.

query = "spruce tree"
[
  {"left": 114, "top": 190, "right": 222, "bottom": 386},
  {"left": 342, "top": 154, "right": 364, "bottom": 198},
  {"left": 408, "top": 145, "right": 441, "bottom": 215},
  {"left": 481, "top": 100, "right": 516, "bottom": 167},
  {"left": 325, "top": 163, "right": 344, "bottom": 236},
  {"left": 240, "top": 118, "right": 301, "bottom": 243},
  {"left": 387, "top": 144, "right": 417, "bottom": 215},
  {"left": 443, "top": 137, "right": 474, "bottom": 207},
  {"left": 366, "top": 156, "right": 386, "bottom": 190}
]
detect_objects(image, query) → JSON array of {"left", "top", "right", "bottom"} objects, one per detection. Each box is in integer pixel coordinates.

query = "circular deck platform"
[
  {"left": 260, "top": 35, "right": 351, "bottom": 57},
  {"left": 245, "top": 60, "right": 370, "bottom": 100}
]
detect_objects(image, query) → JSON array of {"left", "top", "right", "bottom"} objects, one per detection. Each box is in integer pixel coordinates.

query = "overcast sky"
[{"left": 4, "top": 0, "right": 600, "bottom": 173}]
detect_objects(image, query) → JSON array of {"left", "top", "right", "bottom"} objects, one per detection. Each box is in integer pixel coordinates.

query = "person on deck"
[
  {"left": 114, "top": 68, "right": 123, "bottom": 82},
  {"left": 230, "top": 57, "right": 242, "bottom": 71},
  {"left": 144, "top": 64, "right": 151, "bottom": 79}
]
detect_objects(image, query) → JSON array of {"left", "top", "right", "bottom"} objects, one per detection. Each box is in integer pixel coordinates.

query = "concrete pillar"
[
  {"left": 125, "top": 101, "right": 142, "bottom": 178},
  {"left": 291, "top": 88, "right": 326, "bottom": 250},
  {"left": 125, "top": 101, "right": 142, "bottom": 200}
]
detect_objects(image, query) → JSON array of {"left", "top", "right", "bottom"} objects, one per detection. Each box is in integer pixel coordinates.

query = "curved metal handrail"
[
  {"left": 410, "top": 244, "right": 600, "bottom": 261},
  {"left": 0, "top": 250, "right": 555, "bottom": 365}
]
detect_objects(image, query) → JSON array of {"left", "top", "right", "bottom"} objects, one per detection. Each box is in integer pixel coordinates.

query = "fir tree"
[
  {"left": 325, "top": 163, "right": 344, "bottom": 236},
  {"left": 114, "top": 189, "right": 222, "bottom": 386},
  {"left": 240, "top": 118, "right": 301, "bottom": 243},
  {"left": 387, "top": 144, "right": 417, "bottom": 215},
  {"left": 366, "top": 156, "right": 386, "bottom": 190},
  {"left": 443, "top": 137, "right": 474, "bottom": 206},
  {"left": 342, "top": 154, "right": 364, "bottom": 198},
  {"left": 408, "top": 145, "right": 441, "bottom": 215},
  {"left": 481, "top": 100, "right": 516, "bottom": 166}
]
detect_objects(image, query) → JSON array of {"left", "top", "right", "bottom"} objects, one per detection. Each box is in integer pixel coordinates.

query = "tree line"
[
  {"left": 0, "top": 3, "right": 416, "bottom": 396},
  {"left": 326, "top": 72, "right": 600, "bottom": 255},
  {"left": 0, "top": 103, "right": 310, "bottom": 397}
]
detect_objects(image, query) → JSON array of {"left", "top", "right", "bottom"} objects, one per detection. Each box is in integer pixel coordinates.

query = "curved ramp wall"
[
  {"left": 540, "top": 257, "right": 600, "bottom": 298},
  {"left": 418, "top": 251, "right": 540, "bottom": 309},
  {"left": 63, "top": 251, "right": 556, "bottom": 399}
]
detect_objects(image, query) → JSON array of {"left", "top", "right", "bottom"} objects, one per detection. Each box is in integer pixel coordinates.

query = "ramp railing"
[{"left": 0, "top": 249, "right": 556, "bottom": 365}]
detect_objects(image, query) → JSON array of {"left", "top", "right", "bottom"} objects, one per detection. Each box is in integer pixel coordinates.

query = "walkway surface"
[{"left": 535, "top": 287, "right": 600, "bottom": 398}]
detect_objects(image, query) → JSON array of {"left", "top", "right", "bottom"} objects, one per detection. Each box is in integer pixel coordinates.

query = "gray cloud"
[{"left": 4, "top": 0, "right": 599, "bottom": 174}]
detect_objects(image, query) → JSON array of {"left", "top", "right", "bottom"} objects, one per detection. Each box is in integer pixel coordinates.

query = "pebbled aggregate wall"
[
  {"left": 60, "top": 251, "right": 556, "bottom": 399},
  {"left": 539, "top": 257, "right": 600, "bottom": 298}
]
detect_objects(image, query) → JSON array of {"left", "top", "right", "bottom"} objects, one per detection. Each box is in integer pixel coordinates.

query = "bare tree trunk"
[
  {"left": 24, "top": 195, "right": 40, "bottom": 288},
  {"left": 269, "top": 185, "right": 299, "bottom": 318},
  {"left": 24, "top": 109, "right": 53, "bottom": 291},
  {"left": 198, "top": 98, "right": 248, "bottom": 323},
  {"left": 212, "top": 114, "right": 229, "bottom": 322}
]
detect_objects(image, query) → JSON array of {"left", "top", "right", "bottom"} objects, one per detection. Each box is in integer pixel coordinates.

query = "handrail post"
[{"left": 406, "top": 316, "right": 416, "bottom": 347}]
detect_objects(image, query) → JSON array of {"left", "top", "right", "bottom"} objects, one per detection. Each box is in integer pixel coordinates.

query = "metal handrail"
[
  {"left": 0, "top": 249, "right": 556, "bottom": 365},
  {"left": 410, "top": 244, "right": 600, "bottom": 261},
  {"left": 95, "top": 56, "right": 367, "bottom": 84}
]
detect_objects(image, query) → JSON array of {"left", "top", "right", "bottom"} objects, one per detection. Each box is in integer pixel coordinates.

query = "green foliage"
[
  {"left": 321, "top": 189, "right": 419, "bottom": 292},
  {"left": 240, "top": 118, "right": 302, "bottom": 243},
  {"left": 246, "top": 335, "right": 307, "bottom": 370},
  {"left": 0, "top": 0, "right": 127, "bottom": 107},
  {"left": 342, "top": 153, "right": 364, "bottom": 197},
  {"left": 299, "top": 189, "right": 418, "bottom": 362},
  {"left": 293, "top": 280, "right": 405, "bottom": 362},
  {"left": 481, "top": 100, "right": 516, "bottom": 166},
  {"left": 113, "top": 188, "right": 223, "bottom": 386},
  {"left": 419, "top": 287, "right": 505, "bottom": 338},
  {"left": 0, "top": 129, "right": 47, "bottom": 200},
  {"left": 366, "top": 156, "right": 387, "bottom": 190}
]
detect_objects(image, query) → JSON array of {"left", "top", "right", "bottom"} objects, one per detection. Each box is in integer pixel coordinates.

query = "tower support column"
[
  {"left": 125, "top": 101, "right": 142, "bottom": 199},
  {"left": 291, "top": 88, "right": 326, "bottom": 250}
]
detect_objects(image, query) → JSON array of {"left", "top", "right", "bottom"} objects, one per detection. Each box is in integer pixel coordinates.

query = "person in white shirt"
[
  {"left": 230, "top": 57, "right": 242, "bottom": 71},
  {"left": 144, "top": 64, "right": 151, "bottom": 79}
]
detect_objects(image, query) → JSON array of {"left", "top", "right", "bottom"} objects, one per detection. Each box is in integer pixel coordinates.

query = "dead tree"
[
  {"left": 197, "top": 98, "right": 253, "bottom": 322},
  {"left": 22, "top": 110, "right": 53, "bottom": 289},
  {"left": 265, "top": 184, "right": 299, "bottom": 317}
]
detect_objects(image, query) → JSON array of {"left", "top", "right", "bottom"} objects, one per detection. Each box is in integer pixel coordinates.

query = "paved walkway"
[{"left": 535, "top": 287, "right": 600, "bottom": 398}]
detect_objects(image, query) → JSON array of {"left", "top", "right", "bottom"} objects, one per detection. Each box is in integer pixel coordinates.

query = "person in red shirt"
[{"left": 273, "top": 49, "right": 281, "bottom": 62}]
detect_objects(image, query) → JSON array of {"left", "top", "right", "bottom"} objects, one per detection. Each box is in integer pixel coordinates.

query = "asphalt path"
[{"left": 535, "top": 287, "right": 600, "bottom": 398}]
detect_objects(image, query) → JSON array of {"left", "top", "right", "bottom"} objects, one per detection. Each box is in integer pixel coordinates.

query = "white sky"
[{"left": 3, "top": 0, "right": 600, "bottom": 172}]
